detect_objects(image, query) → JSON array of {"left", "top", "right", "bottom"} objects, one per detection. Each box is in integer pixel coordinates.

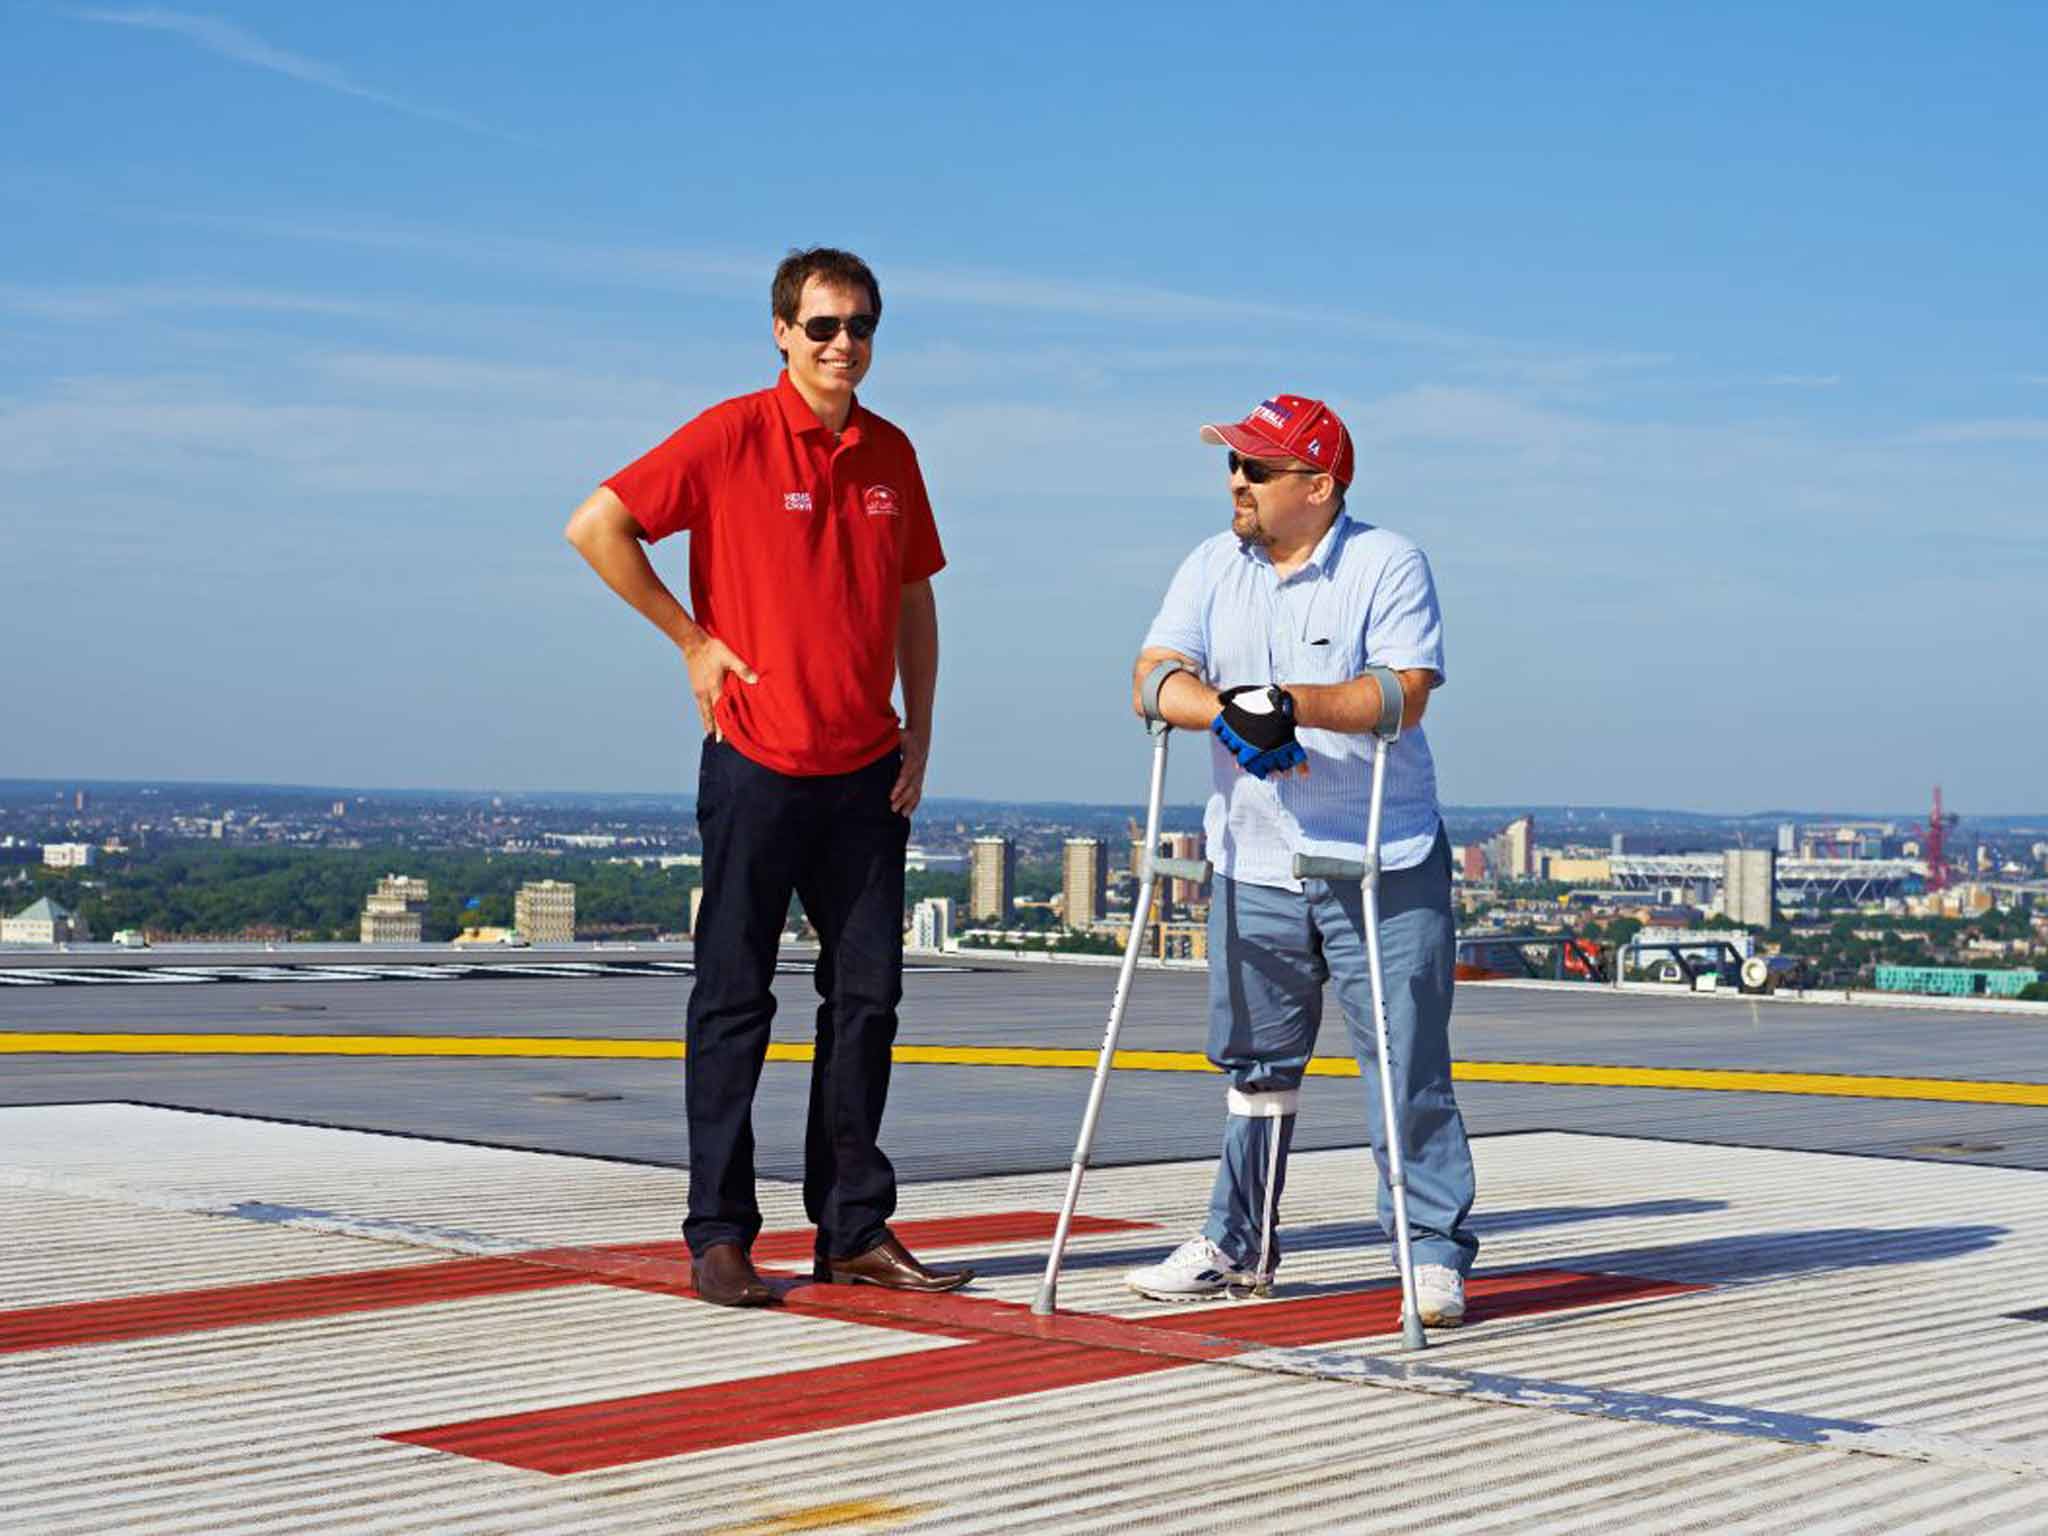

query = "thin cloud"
[
  {"left": 68, "top": 7, "right": 504, "bottom": 137},
  {"left": 881, "top": 261, "right": 1482, "bottom": 352},
  {"left": 1346, "top": 384, "right": 1601, "bottom": 463},
  {"left": 0, "top": 281, "right": 397, "bottom": 322},
  {"left": 1456, "top": 351, "right": 1673, "bottom": 390},
  {"left": 1770, "top": 373, "right": 1841, "bottom": 387},
  {"left": 191, "top": 213, "right": 1646, "bottom": 371},
  {"left": 2022, "top": 374, "right": 2048, "bottom": 386},
  {"left": 1909, "top": 418, "right": 2048, "bottom": 444}
]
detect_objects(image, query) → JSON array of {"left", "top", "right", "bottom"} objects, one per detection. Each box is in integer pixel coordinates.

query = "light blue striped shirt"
[{"left": 1143, "top": 514, "right": 1447, "bottom": 890}]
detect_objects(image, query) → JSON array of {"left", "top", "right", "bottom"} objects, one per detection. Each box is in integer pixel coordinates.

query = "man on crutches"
[{"left": 1121, "top": 394, "right": 1479, "bottom": 1328}]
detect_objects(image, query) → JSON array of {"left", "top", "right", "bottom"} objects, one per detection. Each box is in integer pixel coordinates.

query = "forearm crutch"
[
  {"left": 1294, "top": 721, "right": 1428, "bottom": 1350},
  {"left": 1032, "top": 664, "right": 1210, "bottom": 1317}
]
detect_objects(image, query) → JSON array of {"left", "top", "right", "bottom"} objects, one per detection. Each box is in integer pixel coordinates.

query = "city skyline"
[
  {"left": 4, "top": 6, "right": 2044, "bottom": 811},
  {"left": 4, "top": 774, "right": 2045, "bottom": 826}
]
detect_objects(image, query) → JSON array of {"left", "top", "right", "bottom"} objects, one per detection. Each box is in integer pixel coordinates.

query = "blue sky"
[{"left": 3, "top": 2, "right": 2043, "bottom": 815}]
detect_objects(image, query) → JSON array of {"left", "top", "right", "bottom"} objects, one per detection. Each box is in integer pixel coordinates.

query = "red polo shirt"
[{"left": 605, "top": 372, "right": 945, "bottom": 777}]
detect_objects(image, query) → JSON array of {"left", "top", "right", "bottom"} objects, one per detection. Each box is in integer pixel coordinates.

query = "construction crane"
[{"left": 1921, "top": 785, "right": 1958, "bottom": 892}]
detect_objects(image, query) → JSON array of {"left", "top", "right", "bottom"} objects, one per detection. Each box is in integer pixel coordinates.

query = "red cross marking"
[
  {"left": 0, "top": 1209, "right": 1706, "bottom": 1474},
  {"left": 388, "top": 1266, "right": 1701, "bottom": 1474},
  {"left": 0, "top": 1211, "right": 1146, "bottom": 1355}
]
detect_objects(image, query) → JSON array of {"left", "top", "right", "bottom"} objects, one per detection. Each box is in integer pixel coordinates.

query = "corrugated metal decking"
[{"left": 4, "top": 1104, "right": 2046, "bottom": 1532}]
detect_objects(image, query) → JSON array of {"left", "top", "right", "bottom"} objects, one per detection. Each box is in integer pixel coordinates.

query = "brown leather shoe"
[
  {"left": 692, "top": 1242, "right": 773, "bottom": 1307},
  {"left": 816, "top": 1234, "right": 974, "bottom": 1292}
]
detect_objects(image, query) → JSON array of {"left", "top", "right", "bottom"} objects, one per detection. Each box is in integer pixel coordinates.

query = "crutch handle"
[
  {"left": 1149, "top": 856, "right": 1211, "bottom": 881},
  {"left": 1292, "top": 853, "right": 1375, "bottom": 882}
]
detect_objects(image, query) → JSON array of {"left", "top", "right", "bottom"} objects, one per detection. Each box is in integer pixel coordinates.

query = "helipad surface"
[
  {"left": 5, "top": 1098, "right": 2046, "bottom": 1534},
  {"left": 6, "top": 954, "right": 2048, "bottom": 1530}
]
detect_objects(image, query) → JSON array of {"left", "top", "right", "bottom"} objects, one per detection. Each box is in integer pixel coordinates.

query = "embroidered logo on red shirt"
[
  {"left": 863, "top": 485, "right": 899, "bottom": 517},
  {"left": 784, "top": 491, "right": 813, "bottom": 512}
]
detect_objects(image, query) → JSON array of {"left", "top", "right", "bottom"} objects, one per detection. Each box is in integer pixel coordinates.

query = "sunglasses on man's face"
[
  {"left": 795, "top": 313, "right": 879, "bottom": 343},
  {"left": 1228, "top": 451, "right": 1321, "bottom": 484}
]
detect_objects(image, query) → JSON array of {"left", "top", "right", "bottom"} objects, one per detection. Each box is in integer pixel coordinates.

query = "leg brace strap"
[{"left": 1227, "top": 1085, "right": 1301, "bottom": 1118}]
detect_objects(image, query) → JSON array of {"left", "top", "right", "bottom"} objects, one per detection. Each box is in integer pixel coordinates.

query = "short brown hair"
[{"left": 771, "top": 247, "right": 882, "bottom": 325}]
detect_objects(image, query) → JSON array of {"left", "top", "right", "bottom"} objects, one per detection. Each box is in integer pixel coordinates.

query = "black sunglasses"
[
  {"left": 796, "top": 313, "right": 879, "bottom": 343},
  {"left": 1229, "top": 450, "right": 1321, "bottom": 484}
]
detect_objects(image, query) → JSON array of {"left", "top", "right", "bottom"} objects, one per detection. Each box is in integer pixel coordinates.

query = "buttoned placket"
[
  {"left": 776, "top": 376, "right": 865, "bottom": 519},
  {"left": 1250, "top": 547, "right": 1330, "bottom": 684},
  {"left": 824, "top": 425, "right": 864, "bottom": 518}
]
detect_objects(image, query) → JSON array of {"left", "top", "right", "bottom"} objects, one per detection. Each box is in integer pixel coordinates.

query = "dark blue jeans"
[{"left": 684, "top": 739, "right": 908, "bottom": 1262}]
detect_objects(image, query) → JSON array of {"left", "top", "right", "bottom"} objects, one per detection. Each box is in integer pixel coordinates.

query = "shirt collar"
[
  {"left": 1302, "top": 513, "right": 1349, "bottom": 575},
  {"left": 775, "top": 369, "right": 864, "bottom": 446},
  {"left": 1241, "top": 512, "right": 1350, "bottom": 578}
]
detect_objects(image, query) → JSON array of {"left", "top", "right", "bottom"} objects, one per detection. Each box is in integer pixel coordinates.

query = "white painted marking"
[{"left": 0, "top": 969, "right": 137, "bottom": 984}]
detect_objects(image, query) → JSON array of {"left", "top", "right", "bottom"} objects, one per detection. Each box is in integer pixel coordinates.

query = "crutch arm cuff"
[
  {"left": 1363, "top": 665, "right": 1403, "bottom": 742},
  {"left": 1141, "top": 658, "right": 1191, "bottom": 725}
]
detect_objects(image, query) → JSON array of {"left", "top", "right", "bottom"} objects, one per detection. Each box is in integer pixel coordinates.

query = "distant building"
[
  {"left": 1545, "top": 855, "right": 1611, "bottom": 886},
  {"left": 1777, "top": 822, "right": 1797, "bottom": 855},
  {"left": 515, "top": 879, "right": 576, "bottom": 943},
  {"left": 1924, "top": 882, "right": 1996, "bottom": 918},
  {"left": 3, "top": 896, "right": 89, "bottom": 945},
  {"left": 1062, "top": 838, "right": 1106, "bottom": 929},
  {"left": 909, "top": 896, "right": 954, "bottom": 952},
  {"left": 1481, "top": 817, "right": 1535, "bottom": 881},
  {"left": 1164, "top": 832, "right": 1208, "bottom": 911},
  {"left": 1611, "top": 832, "right": 1706, "bottom": 857},
  {"left": 1111, "top": 915, "right": 1208, "bottom": 961},
  {"left": 1875, "top": 964, "right": 2041, "bottom": 999},
  {"left": 42, "top": 842, "right": 96, "bottom": 869},
  {"left": 73, "top": 789, "right": 89, "bottom": 812},
  {"left": 1129, "top": 834, "right": 1154, "bottom": 880},
  {"left": 360, "top": 874, "right": 429, "bottom": 945},
  {"left": 1722, "top": 849, "right": 1777, "bottom": 927},
  {"left": 1460, "top": 844, "right": 1488, "bottom": 883},
  {"left": 969, "top": 837, "right": 1015, "bottom": 922},
  {"left": 1505, "top": 817, "right": 1535, "bottom": 879}
]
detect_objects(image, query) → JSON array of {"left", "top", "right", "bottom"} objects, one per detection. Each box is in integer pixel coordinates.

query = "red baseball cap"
[{"left": 1200, "top": 394, "right": 1354, "bottom": 486}]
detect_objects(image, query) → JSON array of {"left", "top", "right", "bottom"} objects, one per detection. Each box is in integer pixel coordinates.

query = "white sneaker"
[
  {"left": 1410, "top": 1264, "right": 1466, "bottom": 1327},
  {"left": 1126, "top": 1236, "right": 1240, "bottom": 1301}
]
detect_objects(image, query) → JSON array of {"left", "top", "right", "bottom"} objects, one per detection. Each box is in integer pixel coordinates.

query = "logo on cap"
[{"left": 1251, "top": 399, "right": 1293, "bottom": 431}]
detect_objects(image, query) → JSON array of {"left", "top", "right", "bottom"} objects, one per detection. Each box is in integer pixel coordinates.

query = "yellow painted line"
[
  {"left": 4, "top": 1032, "right": 2047, "bottom": 1108},
  {"left": 0, "top": 1032, "right": 684, "bottom": 1060},
  {"left": 714, "top": 1500, "right": 935, "bottom": 1536},
  {"left": 1450, "top": 1059, "right": 2048, "bottom": 1108}
]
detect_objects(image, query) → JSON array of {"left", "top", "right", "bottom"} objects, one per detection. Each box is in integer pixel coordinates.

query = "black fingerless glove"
[{"left": 1212, "top": 686, "right": 1307, "bottom": 778}]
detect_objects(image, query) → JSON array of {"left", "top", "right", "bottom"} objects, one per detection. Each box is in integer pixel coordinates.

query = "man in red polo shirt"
[{"left": 564, "top": 247, "right": 969, "bottom": 1307}]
